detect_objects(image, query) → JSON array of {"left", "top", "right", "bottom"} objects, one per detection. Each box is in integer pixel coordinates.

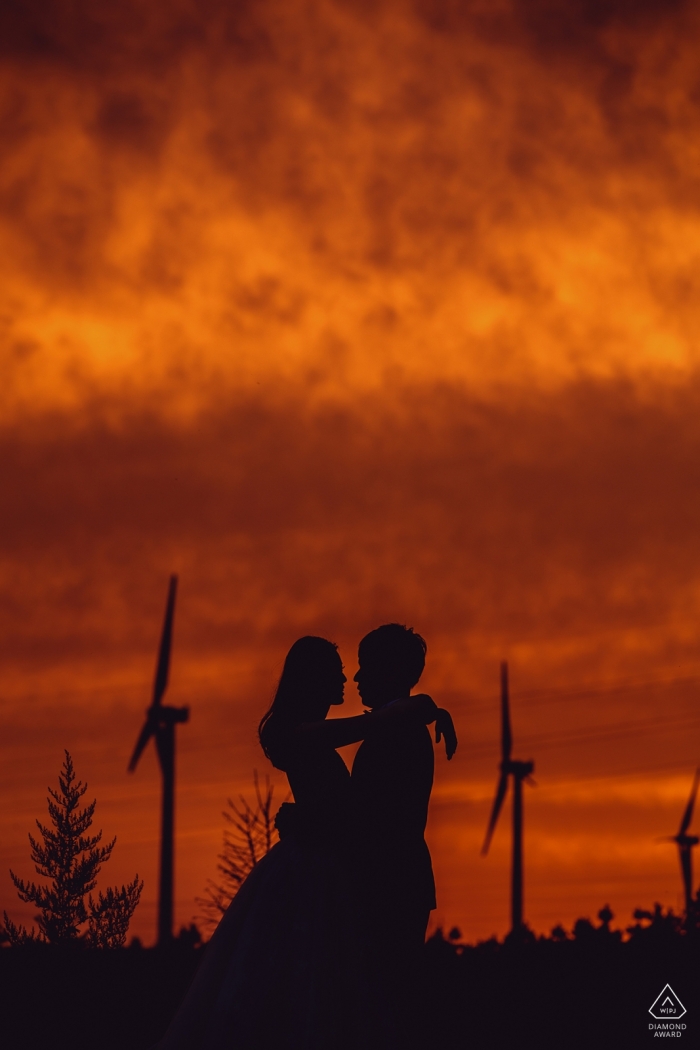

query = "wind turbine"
[
  {"left": 662, "top": 767, "right": 700, "bottom": 914},
  {"left": 481, "top": 661, "right": 535, "bottom": 932},
  {"left": 128, "top": 575, "right": 189, "bottom": 946}
]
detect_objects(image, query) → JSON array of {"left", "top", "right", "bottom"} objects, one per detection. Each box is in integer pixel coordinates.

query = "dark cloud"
[
  {"left": 2, "top": 376, "right": 700, "bottom": 673},
  {"left": 91, "top": 92, "right": 174, "bottom": 154},
  {"left": 0, "top": 1, "right": 199, "bottom": 71}
]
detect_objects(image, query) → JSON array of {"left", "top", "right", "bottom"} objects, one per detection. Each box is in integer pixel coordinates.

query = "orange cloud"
[{"left": 1, "top": 0, "right": 700, "bottom": 417}]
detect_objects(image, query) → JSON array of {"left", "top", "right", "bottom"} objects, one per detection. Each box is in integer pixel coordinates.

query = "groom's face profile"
[
  {"left": 354, "top": 624, "right": 425, "bottom": 709},
  {"left": 353, "top": 663, "right": 412, "bottom": 710}
]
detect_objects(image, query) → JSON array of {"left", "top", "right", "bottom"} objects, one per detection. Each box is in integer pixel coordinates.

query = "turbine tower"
[
  {"left": 128, "top": 575, "right": 189, "bottom": 946},
  {"left": 663, "top": 767, "right": 700, "bottom": 914},
  {"left": 481, "top": 661, "right": 535, "bottom": 933}
]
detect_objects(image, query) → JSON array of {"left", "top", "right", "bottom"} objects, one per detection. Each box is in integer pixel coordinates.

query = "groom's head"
[{"left": 354, "top": 623, "right": 427, "bottom": 709}]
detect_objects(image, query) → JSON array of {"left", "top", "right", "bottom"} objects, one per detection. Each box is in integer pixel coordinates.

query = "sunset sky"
[{"left": 3, "top": 0, "right": 700, "bottom": 945}]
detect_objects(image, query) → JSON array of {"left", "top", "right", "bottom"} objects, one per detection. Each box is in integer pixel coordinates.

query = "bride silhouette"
[{"left": 155, "top": 634, "right": 453, "bottom": 1050}]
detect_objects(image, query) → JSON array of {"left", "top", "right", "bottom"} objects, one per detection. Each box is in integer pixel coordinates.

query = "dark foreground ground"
[{"left": 2, "top": 926, "right": 698, "bottom": 1050}]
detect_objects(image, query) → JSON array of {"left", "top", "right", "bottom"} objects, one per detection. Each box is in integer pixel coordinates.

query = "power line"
[
  {"left": 460, "top": 672, "right": 700, "bottom": 714},
  {"left": 464, "top": 710, "right": 700, "bottom": 758}
]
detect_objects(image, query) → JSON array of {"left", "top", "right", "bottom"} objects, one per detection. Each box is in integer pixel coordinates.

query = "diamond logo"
[{"left": 649, "top": 984, "right": 686, "bottom": 1020}]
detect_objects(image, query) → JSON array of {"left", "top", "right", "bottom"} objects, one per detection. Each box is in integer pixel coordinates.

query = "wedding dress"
[{"left": 155, "top": 739, "right": 372, "bottom": 1050}]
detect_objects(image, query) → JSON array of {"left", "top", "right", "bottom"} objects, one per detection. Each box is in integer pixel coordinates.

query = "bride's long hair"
[{"left": 259, "top": 636, "right": 340, "bottom": 762}]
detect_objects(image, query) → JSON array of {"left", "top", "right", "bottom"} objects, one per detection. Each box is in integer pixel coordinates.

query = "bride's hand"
[
  {"left": 274, "top": 802, "right": 297, "bottom": 839},
  {"left": 434, "top": 708, "right": 458, "bottom": 760}
]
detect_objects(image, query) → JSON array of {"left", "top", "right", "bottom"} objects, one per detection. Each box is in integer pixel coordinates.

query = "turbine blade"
[
  {"left": 679, "top": 767, "right": 700, "bottom": 837},
  {"left": 481, "top": 772, "right": 509, "bottom": 855},
  {"left": 152, "top": 575, "right": 178, "bottom": 708},
  {"left": 128, "top": 718, "right": 156, "bottom": 772},
  {"left": 500, "top": 661, "right": 512, "bottom": 763},
  {"left": 680, "top": 844, "right": 693, "bottom": 909}
]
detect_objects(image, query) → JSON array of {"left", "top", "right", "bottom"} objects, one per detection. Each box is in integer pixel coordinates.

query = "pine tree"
[{"left": 3, "top": 751, "right": 143, "bottom": 947}]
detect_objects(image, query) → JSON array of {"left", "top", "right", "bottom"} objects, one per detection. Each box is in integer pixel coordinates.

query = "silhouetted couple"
[{"left": 156, "top": 623, "right": 457, "bottom": 1050}]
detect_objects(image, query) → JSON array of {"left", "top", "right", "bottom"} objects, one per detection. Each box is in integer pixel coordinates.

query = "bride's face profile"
[
  {"left": 325, "top": 660, "right": 346, "bottom": 708},
  {"left": 301, "top": 654, "right": 346, "bottom": 720},
  {"left": 308, "top": 659, "right": 348, "bottom": 718}
]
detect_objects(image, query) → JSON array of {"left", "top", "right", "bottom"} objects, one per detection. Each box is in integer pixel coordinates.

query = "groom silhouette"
[{"left": 350, "top": 624, "right": 436, "bottom": 1044}]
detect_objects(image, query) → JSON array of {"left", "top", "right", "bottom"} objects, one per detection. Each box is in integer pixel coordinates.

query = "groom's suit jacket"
[{"left": 350, "top": 716, "right": 436, "bottom": 915}]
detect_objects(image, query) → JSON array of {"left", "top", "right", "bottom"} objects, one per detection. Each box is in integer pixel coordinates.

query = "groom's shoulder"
[
  {"left": 409, "top": 720, "right": 435, "bottom": 762},
  {"left": 396, "top": 716, "right": 433, "bottom": 743},
  {"left": 360, "top": 717, "right": 433, "bottom": 757}
]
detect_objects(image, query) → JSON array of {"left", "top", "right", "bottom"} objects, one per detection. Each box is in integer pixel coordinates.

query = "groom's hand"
[{"left": 435, "top": 708, "right": 458, "bottom": 760}]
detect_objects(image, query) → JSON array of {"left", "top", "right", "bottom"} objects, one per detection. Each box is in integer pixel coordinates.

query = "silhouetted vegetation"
[
  {"left": 421, "top": 901, "right": 700, "bottom": 1049},
  {"left": 195, "top": 771, "right": 280, "bottom": 929},
  {"left": 3, "top": 751, "right": 142, "bottom": 947},
  {"left": 2, "top": 899, "right": 699, "bottom": 1049}
]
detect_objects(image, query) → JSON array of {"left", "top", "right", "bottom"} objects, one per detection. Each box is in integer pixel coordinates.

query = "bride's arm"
[
  {"left": 295, "top": 694, "right": 439, "bottom": 750},
  {"left": 434, "top": 707, "right": 458, "bottom": 759}
]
